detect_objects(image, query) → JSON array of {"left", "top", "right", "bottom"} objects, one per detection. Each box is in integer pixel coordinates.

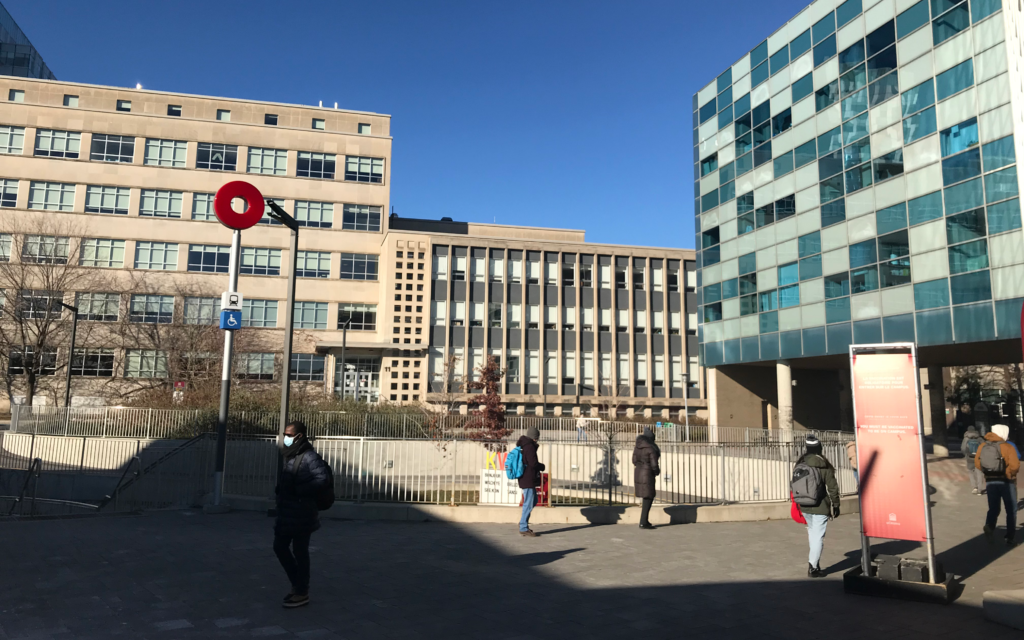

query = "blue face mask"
[{"left": 283, "top": 435, "right": 295, "bottom": 447}]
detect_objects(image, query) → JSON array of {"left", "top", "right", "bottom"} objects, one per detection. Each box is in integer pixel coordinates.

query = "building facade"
[
  {"left": 693, "top": 0, "right": 1024, "bottom": 428},
  {"left": 0, "top": 3, "right": 55, "bottom": 80}
]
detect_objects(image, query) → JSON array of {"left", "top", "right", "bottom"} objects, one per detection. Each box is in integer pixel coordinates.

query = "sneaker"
[
  {"left": 1007, "top": 538, "right": 1019, "bottom": 548},
  {"left": 984, "top": 524, "right": 995, "bottom": 542},
  {"left": 972, "top": 489, "right": 979, "bottom": 494},
  {"left": 283, "top": 593, "right": 309, "bottom": 608},
  {"left": 519, "top": 530, "right": 537, "bottom": 537},
  {"left": 807, "top": 563, "right": 825, "bottom": 578},
  {"left": 639, "top": 523, "right": 656, "bottom": 530}
]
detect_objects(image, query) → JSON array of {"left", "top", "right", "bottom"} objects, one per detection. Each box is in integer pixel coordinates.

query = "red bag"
[{"left": 790, "top": 492, "right": 807, "bottom": 525}]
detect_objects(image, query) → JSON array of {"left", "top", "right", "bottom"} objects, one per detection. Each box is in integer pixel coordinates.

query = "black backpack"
[
  {"left": 979, "top": 442, "right": 1007, "bottom": 479},
  {"left": 791, "top": 460, "right": 825, "bottom": 507},
  {"left": 302, "top": 450, "right": 336, "bottom": 511}
]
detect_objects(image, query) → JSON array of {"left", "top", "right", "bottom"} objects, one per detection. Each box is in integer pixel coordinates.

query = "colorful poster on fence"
[{"left": 851, "top": 350, "right": 928, "bottom": 541}]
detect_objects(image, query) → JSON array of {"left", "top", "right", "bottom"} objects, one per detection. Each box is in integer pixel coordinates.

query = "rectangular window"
[
  {"left": 312, "top": 118, "right": 325, "bottom": 130},
  {"left": 71, "top": 348, "right": 115, "bottom": 377},
  {"left": 139, "top": 189, "right": 183, "bottom": 218},
  {"left": 339, "top": 253, "right": 378, "bottom": 280},
  {"left": 344, "top": 156, "right": 385, "bottom": 183},
  {"left": 933, "top": 2, "right": 970, "bottom": 45},
  {"left": 0, "top": 179, "right": 16, "bottom": 208},
  {"left": 296, "top": 250, "right": 331, "bottom": 278},
  {"left": 507, "top": 303, "right": 521, "bottom": 329},
  {"left": 34, "top": 129, "right": 80, "bottom": 158},
  {"left": 243, "top": 299, "right": 279, "bottom": 328},
  {"left": 290, "top": 354, "right": 326, "bottom": 382},
  {"left": 264, "top": 114, "right": 278, "bottom": 125},
  {"left": 297, "top": 152, "right": 336, "bottom": 179},
  {"left": 84, "top": 185, "right": 129, "bottom": 215},
  {"left": 0, "top": 125, "right": 24, "bottom": 154},
  {"left": 948, "top": 238, "right": 988, "bottom": 274},
  {"left": 936, "top": 59, "right": 974, "bottom": 101},
  {"left": 22, "top": 235, "right": 68, "bottom": 264},
  {"left": 341, "top": 204, "right": 381, "bottom": 231},
  {"left": 216, "top": 109, "right": 230, "bottom": 122},
  {"left": 238, "top": 353, "right": 275, "bottom": 380},
  {"left": 240, "top": 247, "right": 282, "bottom": 276},
  {"left": 433, "top": 254, "right": 448, "bottom": 280},
  {"left": 246, "top": 147, "right": 287, "bottom": 175},
  {"left": 898, "top": 0, "right": 930, "bottom": 37},
  {"left": 8, "top": 89, "right": 23, "bottom": 103},
  {"left": 144, "top": 139, "right": 187, "bottom": 167},
  {"left": 192, "top": 193, "right": 215, "bottom": 221},
  {"left": 77, "top": 292, "right": 119, "bottom": 322},
  {"left": 167, "top": 105, "right": 181, "bottom": 116},
  {"left": 116, "top": 100, "right": 131, "bottom": 112},
  {"left": 90, "top": 134, "right": 135, "bottom": 163},
  {"left": 187, "top": 244, "right": 230, "bottom": 273},
  {"left": 8, "top": 347, "right": 57, "bottom": 376},
  {"left": 196, "top": 142, "right": 238, "bottom": 171},
  {"left": 17, "top": 290, "right": 63, "bottom": 320},
  {"left": 940, "top": 118, "right": 978, "bottom": 157},
  {"left": 184, "top": 297, "right": 218, "bottom": 325},
  {"left": 337, "top": 303, "right": 376, "bottom": 331},
  {"left": 28, "top": 181, "right": 74, "bottom": 211},
  {"left": 129, "top": 294, "right": 174, "bottom": 324},
  {"left": 294, "top": 301, "right": 328, "bottom": 329},
  {"left": 134, "top": 241, "right": 178, "bottom": 270},
  {"left": 295, "top": 201, "right": 333, "bottom": 228},
  {"left": 80, "top": 238, "right": 125, "bottom": 268}
]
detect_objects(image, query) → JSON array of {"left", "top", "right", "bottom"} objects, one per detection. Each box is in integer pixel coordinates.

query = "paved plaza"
[{"left": 0, "top": 457, "right": 1022, "bottom": 639}]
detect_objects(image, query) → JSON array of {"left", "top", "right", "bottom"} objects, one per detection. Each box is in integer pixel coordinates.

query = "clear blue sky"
[{"left": 14, "top": 0, "right": 809, "bottom": 248}]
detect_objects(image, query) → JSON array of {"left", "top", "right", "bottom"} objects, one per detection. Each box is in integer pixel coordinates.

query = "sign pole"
[
  {"left": 277, "top": 220, "right": 299, "bottom": 448},
  {"left": 849, "top": 347, "right": 872, "bottom": 576},
  {"left": 911, "top": 345, "right": 938, "bottom": 583},
  {"left": 213, "top": 229, "right": 241, "bottom": 506}
]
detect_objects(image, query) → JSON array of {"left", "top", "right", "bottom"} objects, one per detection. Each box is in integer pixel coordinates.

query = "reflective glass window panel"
[
  {"left": 880, "top": 259, "right": 912, "bottom": 288},
  {"left": 790, "top": 29, "right": 812, "bottom": 58},
  {"left": 814, "top": 34, "right": 838, "bottom": 67},
  {"left": 718, "top": 86, "right": 733, "bottom": 108},
  {"left": 736, "top": 133, "right": 753, "bottom": 156},
  {"left": 982, "top": 136, "right": 1015, "bottom": 172},
  {"left": 795, "top": 139, "right": 817, "bottom": 168},
  {"left": 760, "top": 311, "right": 779, "bottom": 333},
  {"left": 947, "top": 238, "right": 988, "bottom": 274},
  {"left": 908, "top": 191, "right": 944, "bottom": 225},
  {"left": 841, "top": 64, "right": 867, "bottom": 96},
  {"left": 844, "top": 138, "right": 870, "bottom": 170},
  {"left": 753, "top": 142, "right": 773, "bottom": 167},
  {"left": 843, "top": 112, "right": 870, "bottom": 145},
  {"left": 939, "top": 117, "right": 978, "bottom": 157},
  {"left": 753, "top": 120, "right": 772, "bottom": 146},
  {"left": 813, "top": 12, "right": 836, "bottom": 44},
  {"left": 946, "top": 207, "right": 986, "bottom": 244},
  {"left": 799, "top": 231, "right": 821, "bottom": 258},
  {"left": 878, "top": 230, "right": 910, "bottom": 259},
  {"left": 876, "top": 202, "right": 908, "bottom": 234},
  {"left": 822, "top": 199, "right": 847, "bottom": 226},
  {"left": 772, "top": 109, "right": 792, "bottom": 136},
  {"left": 866, "top": 20, "right": 896, "bottom": 58},
  {"left": 751, "top": 40, "right": 769, "bottom": 67},
  {"left": 752, "top": 61, "right": 770, "bottom": 88},
  {"left": 944, "top": 177, "right": 983, "bottom": 214},
  {"left": 704, "top": 303, "right": 723, "bottom": 323},
  {"left": 779, "top": 285, "right": 801, "bottom": 308},
  {"left": 869, "top": 71, "right": 900, "bottom": 106},
  {"left": 720, "top": 161, "right": 735, "bottom": 183},
  {"left": 933, "top": 3, "right": 970, "bottom": 45},
  {"left": 941, "top": 148, "right": 981, "bottom": 186},
  {"left": 740, "top": 273, "right": 758, "bottom": 295},
  {"left": 839, "top": 41, "right": 866, "bottom": 75},
  {"left": 735, "top": 151, "right": 753, "bottom": 176},
  {"left": 778, "top": 261, "right": 799, "bottom": 286},
  {"left": 850, "top": 265, "right": 879, "bottom": 293},
  {"left": 738, "top": 252, "right": 757, "bottom": 275},
  {"left": 721, "top": 278, "right": 739, "bottom": 299},
  {"left": 718, "top": 68, "right": 732, "bottom": 93},
  {"left": 836, "top": 0, "right": 863, "bottom": 28},
  {"left": 867, "top": 45, "right": 897, "bottom": 84},
  {"left": 774, "top": 151, "right": 794, "bottom": 178},
  {"left": 914, "top": 279, "right": 950, "bottom": 310},
  {"left": 901, "top": 79, "right": 935, "bottom": 117},
  {"left": 846, "top": 163, "right": 873, "bottom": 193},
  {"left": 818, "top": 128, "right": 843, "bottom": 157},
  {"left": 986, "top": 166, "right": 1019, "bottom": 204},
  {"left": 936, "top": 59, "right": 974, "bottom": 100},
  {"left": 793, "top": 73, "right": 814, "bottom": 103},
  {"left": 775, "top": 195, "right": 796, "bottom": 221},
  {"left": 816, "top": 80, "right": 840, "bottom": 111},
  {"left": 737, "top": 192, "right": 754, "bottom": 215},
  {"left": 826, "top": 297, "right": 852, "bottom": 323},
  {"left": 752, "top": 101, "right": 771, "bottom": 125},
  {"left": 770, "top": 47, "right": 789, "bottom": 75},
  {"left": 800, "top": 254, "right": 823, "bottom": 280},
  {"left": 842, "top": 88, "right": 869, "bottom": 121},
  {"left": 849, "top": 239, "right": 877, "bottom": 268},
  {"left": 740, "top": 294, "right": 758, "bottom": 316},
  {"left": 699, "top": 99, "right": 717, "bottom": 124},
  {"left": 756, "top": 203, "right": 775, "bottom": 228},
  {"left": 950, "top": 270, "right": 992, "bottom": 305},
  {"left": 704, "top": 283, "right": 722, "bottom": 304},
  {"left": 903, "top": 106, "right": 937, "bottom": 144},
  {"left": 734, "top": 93, "right": 751, "bottom": 117},
  {"left": 701, "top": 190, "right": 719, "bottom": 212},
  {"left": 874, "top": 149, "right": 904, "bottom": 182},
  {"left": 897, "top": 0, "right": 930, "bottom": 38},
  {"left": 735, "top": 111, "right": 752, "bottom": 137},
  {"left": 700, "top": 153, "right": 718, "bottom": 176},
  {"left": 825, "top": 272, "right": 851, "bottom": 298},
  {"left": 718, "top": 105, "right": 733, "bottom": 130},
  {"left": 821, "top": 173, "right": 845, "bottom": 203},
  {"left": 987, "top": 199, "right": 1022, "bottom": 235},
  {"left": 971, "top": 0, "right": 1000, "bottom": 22},
  {"left": 758, "top": 291, "right": 778, "bottom": 312}
]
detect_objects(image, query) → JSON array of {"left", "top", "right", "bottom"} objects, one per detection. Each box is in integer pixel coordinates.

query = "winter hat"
[
  {"left": 527, "top": 426, "right": 540, "bottom": 441},
  {"left": 643, "top": 426, "right": 655, "bottom": 441},
  {"left": 805, "top": 434, "right": 822, "bottom": 454},
  {"left": 993, "top": 424, "right": 1010, "bottom": 441}
]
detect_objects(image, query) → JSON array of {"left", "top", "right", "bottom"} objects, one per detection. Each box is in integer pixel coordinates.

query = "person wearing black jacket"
[
  {"left": 274, "top": 421, "right": 329, "bottom": 608},
  {"left": 517, "top": 426, "right": 545, "bottom": 537},
  {"left": 633, "top": 427, "right": 661, "bottom": 530}
]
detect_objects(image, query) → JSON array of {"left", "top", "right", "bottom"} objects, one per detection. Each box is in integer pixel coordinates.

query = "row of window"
[
  {"left": 431, "top": 299, "right": 694, "bottom": 335},
  {"left": 0, "top": 125, "right": 385, "bottom": 183},
  {"left": 6, "top": 179, "right": 383, "bottom": 231},
  {"left": 10, "top": 290, "right": 378, "bottom": 331}
]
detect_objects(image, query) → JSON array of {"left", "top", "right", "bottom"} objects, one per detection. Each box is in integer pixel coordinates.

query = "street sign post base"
[{"left": 843, "top": 565, "right": 955, "bottom": 604}]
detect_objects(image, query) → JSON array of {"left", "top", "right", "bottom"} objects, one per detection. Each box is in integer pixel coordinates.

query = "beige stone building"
[{"left": 0, "top": 75, "right": 701, "bottom": 418}]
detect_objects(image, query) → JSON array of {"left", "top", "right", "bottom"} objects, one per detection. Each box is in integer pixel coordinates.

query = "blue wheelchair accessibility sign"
[{"left": 220, "top": 309, "right": 242, "bottom": 330}]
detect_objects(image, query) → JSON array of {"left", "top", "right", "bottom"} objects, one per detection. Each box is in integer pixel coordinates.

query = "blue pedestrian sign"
[{"left": 220, "top": 309, "right": 242, "bottom": 330}]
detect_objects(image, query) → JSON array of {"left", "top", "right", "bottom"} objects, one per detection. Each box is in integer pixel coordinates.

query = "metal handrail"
[
  {"left": 7, "top": 457, "right": 41, "bottom": 516},
  {"left": 98, "top": 456, "right": 141, "bottom": 511}
]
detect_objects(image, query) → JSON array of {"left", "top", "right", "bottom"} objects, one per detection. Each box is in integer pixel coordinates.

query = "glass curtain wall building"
[
  {"left": 694, "top": 0, "right": 1022, "bottom": 368},
  {"left": 0, "top": 2, "right": 55, "bottom": 79}
]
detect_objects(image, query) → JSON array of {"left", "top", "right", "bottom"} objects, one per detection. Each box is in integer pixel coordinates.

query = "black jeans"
[
  {"left": 640, "top": 497, "right": 653, "bottom": 525},
  {"left": 986, "top": 481, "right": 1017, "bottom": 539},
  {"left": 274, "top": 531, "right": 312, "bottom": 594}
]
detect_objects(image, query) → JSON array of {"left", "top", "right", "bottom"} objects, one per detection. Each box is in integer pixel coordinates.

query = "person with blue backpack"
[
  {"left": 510, "top": 426, "right": 545, "bottom": 536},
  {"left": 961, "top": 425, "right": 986, "bottom": 495}
]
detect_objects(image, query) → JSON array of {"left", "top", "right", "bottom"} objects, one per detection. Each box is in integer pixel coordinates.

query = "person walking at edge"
[
  {"left": 976, "top": 423, "right": 1021, "bottom": 546},
  {"left": 961, "top": 425, "right": 986, "bottom": 495},
  {"left": 845, "top": 439, "right": 858, "bottom": 486},
  {"left": 576, "top": 415, "right": 589, "bottom": 443},
  {"left": 794, "top": 435, "right": 840, "bottom": 578},
  {"left": 633, "top": 426, "right": 661, "bottom": 530},
  {"left": 517, "top": 426, "right": 545, "bottom": 537},
  {"left": 274, "top": 421, "right": 329, "bottom": 608}
]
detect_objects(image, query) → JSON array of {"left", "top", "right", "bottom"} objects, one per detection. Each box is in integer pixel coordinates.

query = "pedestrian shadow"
[
  {"left": 509, "top": 548, "right": 584, "bottom": 567},
  {"left": 937, "top": 531, "right": 1017, "bottom": 581},
  {"left": 537, "top": 523, "right": 605, "bottom": 535},
  {"left": 821, "top": 539, "right": 921, "bottom": 575}
]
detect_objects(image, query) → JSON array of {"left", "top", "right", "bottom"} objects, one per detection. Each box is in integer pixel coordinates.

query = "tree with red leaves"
[{"left": 465, "top": 355, "right": 509, "bottom": 450}]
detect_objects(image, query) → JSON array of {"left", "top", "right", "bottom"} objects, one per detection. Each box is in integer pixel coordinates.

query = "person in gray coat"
[
  {"left": 633, "top": 427, "right": 661, "bottom": 530},
  {"left": 962, "top": 426, "right": 986, "bottom": 494}
]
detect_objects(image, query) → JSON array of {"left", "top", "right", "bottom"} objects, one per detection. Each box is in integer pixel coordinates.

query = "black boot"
[{"left": 807, "top": 563, "right": 824, "bottom": 578}]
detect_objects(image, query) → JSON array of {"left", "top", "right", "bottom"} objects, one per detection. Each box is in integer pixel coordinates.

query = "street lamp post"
[
  {"left": 681, "top": 373, "right": 690, "bottom": 439},
  {"left": 59, "top": 302, "right": 79, "bottom": 408},
  {"left": 339, "top": 319, "right": 351, "bottom": 401},
  {"left": 265, "top": 200, "right": 300, "bottom": 449}
]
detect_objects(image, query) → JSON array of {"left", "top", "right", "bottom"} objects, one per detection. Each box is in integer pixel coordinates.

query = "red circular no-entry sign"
[{"left": 214, "top": 181, "right": 264, "bottom": 230}]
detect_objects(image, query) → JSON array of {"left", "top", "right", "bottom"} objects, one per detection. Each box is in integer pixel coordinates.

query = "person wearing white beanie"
[{"left": 976, "top": 424, "right": 1021, "bottom": 546}]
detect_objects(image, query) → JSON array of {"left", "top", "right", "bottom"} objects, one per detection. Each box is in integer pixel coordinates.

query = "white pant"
[{"left": 806, "top": 513, "right": 829, "bottom": 568}]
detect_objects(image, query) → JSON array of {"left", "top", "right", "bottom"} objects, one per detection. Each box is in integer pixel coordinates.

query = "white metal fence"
[{"left": 10, "top": 405, "right": 851, "bottom": 445}]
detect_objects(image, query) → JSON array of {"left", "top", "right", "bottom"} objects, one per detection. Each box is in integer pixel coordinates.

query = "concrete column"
[
  {"left": 777, "top": 360, "right": 793, "bottom": 432},
  {"left": 707, "top": 368, "right": 719, "bottom": 443},
  {"left": 838, "top": 368, "right": 854, "bottom": 432},
  {"left": 927, "top": 366, "right": 949, "bottom": 457}
]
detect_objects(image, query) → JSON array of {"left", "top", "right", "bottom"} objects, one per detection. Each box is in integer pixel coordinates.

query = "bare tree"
[
  {"left": 421, "top": 354, "right": 465, "bottom": 445},
  {"left": 0, "top": 216, "right": 111, "bottom": 406}
]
